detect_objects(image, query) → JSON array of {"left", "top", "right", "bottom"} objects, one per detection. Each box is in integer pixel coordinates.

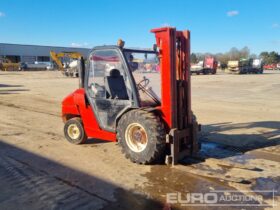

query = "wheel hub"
[
  {"left": 125, "top": 123, "right": 148, "bottom": 153},
  {"left": 67, "top": 124, "right": 80, "bottom": 140}
]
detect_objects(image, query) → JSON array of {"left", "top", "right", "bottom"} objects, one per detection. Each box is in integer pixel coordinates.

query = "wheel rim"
[
  {"left": 125, "top": 123, "right": 148, "bottom": 153},
  {"left": 67, "top": 124, "right": 80, "bottom": 140}
]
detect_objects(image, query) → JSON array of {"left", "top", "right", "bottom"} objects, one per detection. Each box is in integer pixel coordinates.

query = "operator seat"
[{"left": 105, "top": 69, "right": 129, "bottom": 100}]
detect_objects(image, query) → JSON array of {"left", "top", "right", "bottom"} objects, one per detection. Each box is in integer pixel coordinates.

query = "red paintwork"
[
  {"left": 151, "top": 27, "right": 192, "bottom": 128},
  {"left": 62, "top": 26, "right": 192, "bottom": 142},
  {"left": 204, "top": 56, "right": 217, "bottom": 70},
  {"left": 151, "top": 27, "right": 176, "bottom": 128},
  {"left": 263, "top": 64, "right": 277, "bottom": 70},
  {"left": 90, "top": 55, "right": 119, "bottom": 62},
  {"left": 62, "top": 89, "right": 116, "bottom": 141}
]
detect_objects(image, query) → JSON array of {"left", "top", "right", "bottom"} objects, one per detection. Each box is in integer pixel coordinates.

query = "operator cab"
[{"left": 85, "top": 45, "right": 161, "bottom": 132}]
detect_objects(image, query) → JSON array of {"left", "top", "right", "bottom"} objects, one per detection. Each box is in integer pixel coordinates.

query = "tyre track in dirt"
[
  {"left": 0, "top": 101, "right": 60, "bottom": 117},
  {"left": 0, "top": 100, "right": 63, "bottom": 140},
  {"left": 0, "top": 120, "right": 63, "bottom": 140}
]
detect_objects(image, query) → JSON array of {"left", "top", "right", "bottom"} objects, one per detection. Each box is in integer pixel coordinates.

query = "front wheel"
[
  {"left": 117, "top": 110, "right": 166, "bottom": 164},
  {"left": 64, "top": 117, "right": 87, "bottom": 144}
]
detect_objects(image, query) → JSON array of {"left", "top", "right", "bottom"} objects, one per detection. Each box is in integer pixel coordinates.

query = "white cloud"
[
  {"left": 272, "top": 23, "right": 279, "bottom": 28},
  {"left": 0, "top": 12, "right": 5, "bottom": 17},
  {"left": 70, "top": 42, "right": 89, "bottom": 47},
  {"left": 71, "top": 43, "right": 81, "bottom": 47},
  {"left": 161, "top": 23, "right": 170, "bottom": 27},
  {"left": 227, "top": 10, "right": 239, "bottom": 17}
]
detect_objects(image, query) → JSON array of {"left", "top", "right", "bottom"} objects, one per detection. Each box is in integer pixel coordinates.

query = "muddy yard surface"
[{"left": 0, "top": 70, "right": 279, "bottom": 210}]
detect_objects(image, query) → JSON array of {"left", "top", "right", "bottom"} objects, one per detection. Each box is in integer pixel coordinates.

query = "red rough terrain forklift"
[{"left": 62, "top": 27, "right": 200, "bottom": 165}]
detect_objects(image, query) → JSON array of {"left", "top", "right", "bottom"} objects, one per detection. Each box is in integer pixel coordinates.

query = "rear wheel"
[
  {"left": 117, "top": 110, "right": 166, "bottom": 164},
  {"left": 64, "top": 117, "right": 87, "bottom": 144}
]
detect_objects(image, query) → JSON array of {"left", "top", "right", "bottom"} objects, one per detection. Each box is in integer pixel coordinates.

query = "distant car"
[
  {"left": 19, "top": 62, "right": 28, "bottom": 70},
  {"left": 46, "top": 63, "right": 54, "bottom": 70},
  {"left": 19, "top": 61, "right": 53, "bottom": 70},
  {"left": 191, "top": 61, "right": 204, "bottom": 74}
]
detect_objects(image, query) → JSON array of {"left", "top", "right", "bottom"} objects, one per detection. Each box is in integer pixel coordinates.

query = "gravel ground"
[{"left": 0, "top": 70, "right": 279, "bottom": 209}]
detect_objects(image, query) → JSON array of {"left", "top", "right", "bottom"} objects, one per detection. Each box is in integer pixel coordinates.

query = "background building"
[{"left": 0, "top": 43, "right": 91, "bottom": 63}]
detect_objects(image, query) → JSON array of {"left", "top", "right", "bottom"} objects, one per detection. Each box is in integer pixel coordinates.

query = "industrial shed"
[{"left": 0, "top": 43, "right": 91, "bottom": 63}]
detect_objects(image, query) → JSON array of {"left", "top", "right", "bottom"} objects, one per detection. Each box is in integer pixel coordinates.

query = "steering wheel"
[{"left": 137, "top": 76, "right": 150, "bottom": 90}]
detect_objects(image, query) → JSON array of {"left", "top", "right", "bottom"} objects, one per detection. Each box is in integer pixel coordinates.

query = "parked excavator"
[{"left": 50, "top": 51, "right": 82, "bottom": 77}]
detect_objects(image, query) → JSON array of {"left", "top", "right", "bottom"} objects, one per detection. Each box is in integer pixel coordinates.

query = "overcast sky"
[{"left": 0, "top": 0, "right": 279, "bottom": 54}]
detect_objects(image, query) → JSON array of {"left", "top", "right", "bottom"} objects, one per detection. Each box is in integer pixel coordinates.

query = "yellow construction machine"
[
  {"left": 50, "top": 51, "right": 82, "bottom": 77},
  {"left": 0, "top": 58, "right": 20, "bottom": 71}
]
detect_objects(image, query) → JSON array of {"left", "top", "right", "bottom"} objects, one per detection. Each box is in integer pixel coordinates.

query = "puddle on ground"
[
  {"left": 199, "top": 141, "right": 266, "bottom": 166},
  {"left": 226, "top": 153, "right": 257, "bottom": 164},
  {"left": 135, "top": 165, "right": 265, "bottom": 210},
  {"left": 200, "top": 141, "right": 244, "bottom": 159},
  {"left": 252, "top": 177, "right": 280, "bottom": 198},
  {"left": 105, "top": 141, "right": 279, "bottom": 209},
  {"left": 102, "top": 187, "right": 163, "bottom": 210},
  {"left": 139, "top": 165, "right": 228, "bottom": 194}
]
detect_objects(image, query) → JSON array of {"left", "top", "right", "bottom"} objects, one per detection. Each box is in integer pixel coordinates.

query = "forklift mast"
[
  {"left": 152, "top": 27, "right": 195, "bottom": 164},
  {"left": 152, "top": 27, "right": 191, "bottom": 130}
]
